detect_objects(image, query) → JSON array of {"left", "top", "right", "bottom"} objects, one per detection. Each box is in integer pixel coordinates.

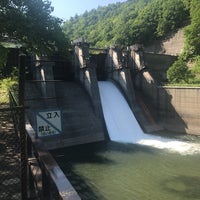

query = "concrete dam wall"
[
  {"left": 91, "top": 44, "right": 200, "bottom": 136},
  {"left": 25, "top": 41, "right": 200, "bottom": 151},
  {"left": 74, "top": 41, "right": 200, "bottom": 136},
  {"left": 25, "top": 55, "right": 105, "bottom": 150}
]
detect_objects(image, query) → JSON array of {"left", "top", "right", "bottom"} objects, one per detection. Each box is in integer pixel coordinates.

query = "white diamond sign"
[{"left": 36, "top": 110, "right": 62, "bottom": 137}]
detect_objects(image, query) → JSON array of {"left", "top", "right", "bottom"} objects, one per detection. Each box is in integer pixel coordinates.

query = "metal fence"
[{"left": 0, "top": 91, "right": 21, "bottom": 200}]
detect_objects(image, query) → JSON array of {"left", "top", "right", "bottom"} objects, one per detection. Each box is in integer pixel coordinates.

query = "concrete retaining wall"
[
  {"left": 159, "top": 87, "right": 200, "bottom": 135},
  {"left": 136, "top": 73, "right": 200, "bottom": 135},
  {"left": 144, "top": 28, "right": 184, "bottom": 56},
  {"left": 143, "top": 53, "right": 177, "bottom": 83}
]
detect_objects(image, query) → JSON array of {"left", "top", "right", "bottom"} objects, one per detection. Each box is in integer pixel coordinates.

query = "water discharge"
[{"left": 98, "top": 81, "right": 200, "bottom": 155}]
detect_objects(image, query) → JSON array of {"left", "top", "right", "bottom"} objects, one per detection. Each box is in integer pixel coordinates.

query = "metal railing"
[{"left": 9, "top": 89, "right": 20, "bottom": 136}]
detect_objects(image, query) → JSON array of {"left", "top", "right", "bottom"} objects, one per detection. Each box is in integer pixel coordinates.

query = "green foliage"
[
  {"left": 0, "top": 0, "right": 70, "bottom": 55},
  {"left": 167, "top": 59, "right": 194, "bottom": 84},
  {"left": 193, "top": 56, "right": 200, "bottom": 69},
  {"left": 0, "top": 65, "right": 18, "bottom": 103},
  {"left": 156, "top": 0, "right": 189, "bottom": 37},
  {"left": 184, "top": 0, "right": 200, "bottom": 59},
  {"left": 0, "top": 76, "right": 18, "bottom": 104},
  {"left": 62, "top": 0, "right": 190, "bottom": 47},
  {"left": 182, "top": 0, "right": 192, "bottom": 10},
  {"left": 0, "top": 45, "right": 8, "bottom": 77},
  {"left": 167, "top": 0, "right": 200, "bottom": 85},
  {"left": 190, "top": 56, "right": 200, "bottom": 84},
  {"left": 0, "top": 77, "right": 17, "bottom": 92}
]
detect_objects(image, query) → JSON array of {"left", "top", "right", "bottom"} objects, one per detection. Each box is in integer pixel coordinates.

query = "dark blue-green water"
[{"left": 52, "top": 141, "right": 200, "bottom": 200}]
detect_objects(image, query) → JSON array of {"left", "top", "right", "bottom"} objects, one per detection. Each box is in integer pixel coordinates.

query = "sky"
[{"left": 50, "top": 0, "right": 127, "bottom": 20}]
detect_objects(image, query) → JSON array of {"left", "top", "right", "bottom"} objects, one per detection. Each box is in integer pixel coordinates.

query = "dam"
[{"left": 10, "top": 41, "right": 200, "bottom": 199}]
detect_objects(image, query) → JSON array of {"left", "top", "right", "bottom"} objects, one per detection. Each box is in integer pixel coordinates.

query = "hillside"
[
  {"left": 62, "top": 0, "right": 190, "bottom": 48},
  {"left": 144, "top": 28, "right": 185, "bottom": 56}
]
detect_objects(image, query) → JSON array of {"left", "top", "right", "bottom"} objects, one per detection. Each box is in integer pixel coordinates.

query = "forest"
[{"left": 62, "top": 0, "right": 190, "bottom": 47}]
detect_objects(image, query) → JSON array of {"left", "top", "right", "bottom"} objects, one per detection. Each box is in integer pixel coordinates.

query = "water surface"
[{"left": 53, "top": 142, "right": 200, "bottom": 200}]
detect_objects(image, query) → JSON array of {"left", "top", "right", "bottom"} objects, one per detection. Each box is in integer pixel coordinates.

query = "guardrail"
[{"left": 9, "top": 89, "right": 20, "bottom": 136}]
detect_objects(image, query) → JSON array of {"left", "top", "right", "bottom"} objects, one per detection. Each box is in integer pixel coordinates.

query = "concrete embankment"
[{"left": 135, "top": 73, "right": 200, "bottom": 135}]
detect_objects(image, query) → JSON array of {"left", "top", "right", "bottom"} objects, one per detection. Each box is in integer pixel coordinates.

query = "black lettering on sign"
[
  {"left": 38, "top": 126, "right": 44, "bottom": 132},
  {"left": 54, "top": 112, "right": 60, "bottom": 118},
  {"left": 45, "top": 125, "right": 50, "bottom": 132},
  {"left": 46, "top": 112, "right": 52, "bottom": 119}
]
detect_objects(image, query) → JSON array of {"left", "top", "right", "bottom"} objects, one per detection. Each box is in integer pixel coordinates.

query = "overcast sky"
[{"left": 50, "top": 0, "right": 127, "bottom": 20}]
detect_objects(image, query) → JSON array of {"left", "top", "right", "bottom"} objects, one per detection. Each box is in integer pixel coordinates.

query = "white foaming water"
[{"left": 98, "top": 81, "right": 200, "bottom": 155}]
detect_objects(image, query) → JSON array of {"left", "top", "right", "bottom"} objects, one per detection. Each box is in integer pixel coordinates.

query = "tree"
[
  {"left": 0, "top": 0, "right": 69, "bottom": 55},
  {"left": 184, "top": 0, "right": 200, "bottom": 58},
  {"left": 156, "top": 0, "right": 189, "bottom": 37},
  {"left": 167, "top": 59, "right": 193, "bottom": 83}
]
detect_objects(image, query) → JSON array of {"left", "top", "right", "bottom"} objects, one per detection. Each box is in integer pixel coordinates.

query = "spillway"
[{"left": 98, "top": 81, "right": 200, "bottom": 155}]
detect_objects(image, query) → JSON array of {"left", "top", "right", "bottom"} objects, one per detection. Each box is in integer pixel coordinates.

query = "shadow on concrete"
[{"left": 134, "top": 71, "right": 188, "bottom": 135}]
